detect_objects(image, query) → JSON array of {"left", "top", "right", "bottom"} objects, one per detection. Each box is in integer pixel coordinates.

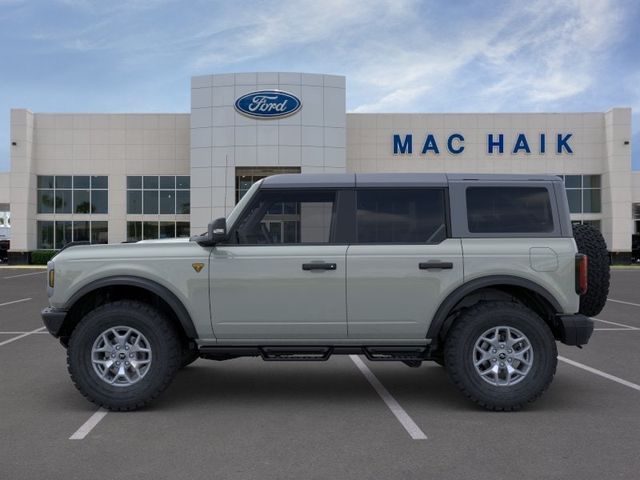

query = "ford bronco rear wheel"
[
  {"left": 67, "top": 300, "right": 181, "bottom": 411},
  {"left": 444, "top": 301, "right": 557, "bottom": 411}
]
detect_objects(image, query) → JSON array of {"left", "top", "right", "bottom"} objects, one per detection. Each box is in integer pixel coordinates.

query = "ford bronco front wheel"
[
  {"left": 67, "top": 300, "right": 182, "bottom": 411},
  {"left": 444, "top": 301, "right": 557, "bottom": 411}
]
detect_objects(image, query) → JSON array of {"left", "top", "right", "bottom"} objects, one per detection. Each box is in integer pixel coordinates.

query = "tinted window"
[
  {"left": 466, "top": 187, "right": 554, "bottom": 233},
  {"left": 356, "top": 189, "right": 447, "bottom": 244},
  {"left": 234, "top": 190, "right": 336, "bottom": 244}
]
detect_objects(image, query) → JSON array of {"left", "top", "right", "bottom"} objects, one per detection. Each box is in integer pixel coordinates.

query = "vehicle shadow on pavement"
[{"left": 152, "top": 360, "right": 475, "bottom": 411}]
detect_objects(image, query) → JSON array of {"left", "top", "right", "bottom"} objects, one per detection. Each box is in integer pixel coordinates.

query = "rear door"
[{"left": 346, "top": 188, "right": 464, "bottom": 339}]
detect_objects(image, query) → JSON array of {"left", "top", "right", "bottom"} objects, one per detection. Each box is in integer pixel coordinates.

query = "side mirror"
[
  {"left": 209, "top": 217, "right": 227, "bottom": 244},
  {"left": 193, "top": 217, "right": 227, "bottom": 246}
]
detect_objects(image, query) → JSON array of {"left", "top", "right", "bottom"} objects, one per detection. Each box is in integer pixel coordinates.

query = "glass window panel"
[
  {"left": 37, "top": 221, "right": 54, "bottom": 249},
  {"left": 176, "top": 176, "right": 190, "bottom": 189},
  {"left": 73, "top": 221, "right": 90, "bottom": 242},
  {"left": 74, "top": 190, "right": 91, "bottom": 214},
  {"left": 235, "top": 190, "right": 336, "bottom": 244},
  {"left": 566, "top": 190, "right": 581, "bottom": 214},
  {"left": 73, "top": 176, "right": 90, "bottom": 188},
  {"left": 583, "top": 175, "right": 601, "bottom": 188},
  {"left": 127, "top": 176, "right": 142, "bottom": 189},
  {"left": 583, "top": 189, "right": 601, "bottom": 213},
  {"left": 143, "top": 222, "right": 158, "bottom": 240},
  {"left": 176, "top": 222, "right": 190, "bottom": 237},
  {"left": 91, "top": 176, "right": 108, "bottom": 189},
  {"left": 160, "top": 191, "right": 175, "bottom": 214},
  {"left": 143, "top": 191, "right": 159, "bottom": 214},
  {"left": 55, "top": 221, "right": 73, "bottom": 249},
  {"left": 127, "top": 191, "right": 142, "bottom": 214},
  {"left": 357, "top": 189, "right": 447, "bottom": 243},
  {"left": 466, "top": 187, "right": 554, "bottom": 233},
  {"left": 176, "top": 190, "right": 190, "bottom": 214},
  {"left": 55, "top": 176, "right": 72, "bottom": 189},
  {"left": 91, "top": 221, "right": 108, "bottom": 244},
  {"left": 564, "top": 175, "right": 582, "bottom": 189},
  {"left": 55, "top": 189, "right": 72, "bottom": 214},
  {"left": 37, "top": 190, "right": 55, "bottom": 213},
  {"left": 38, "top": 176, "right": 54, "bottom": 188},
  {"left": 91, "top": 190, "right": 108, "bottom": 214},
  {"left": 160, "top": 176, "right": 175, "bottom": 189},
  {"left": 143, "top": 176, "right": 158, "bottom": 189},
  {"left": 159, "top": 222, "right": 176, "bottom": 238},
  {"left": 127, "top": 221, "right": 142, "bottom": 242}
]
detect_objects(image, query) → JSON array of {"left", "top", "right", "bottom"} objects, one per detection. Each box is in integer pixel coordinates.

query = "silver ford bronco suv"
[{"left": 42, "top": 173, "right": 610, "bottom": 411}]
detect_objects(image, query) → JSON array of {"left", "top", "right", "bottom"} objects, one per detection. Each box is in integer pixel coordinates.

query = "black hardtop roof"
[{"left": 260, "top": 173, "right": 561, "bottom": 189}]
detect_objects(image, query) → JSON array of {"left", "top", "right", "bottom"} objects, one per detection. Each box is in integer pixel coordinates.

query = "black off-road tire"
[
  {"left": 67, "top": 300, "right": 181, "bottom": 411},
  {"left": 444, "top": 301, "right": 557, "bottom": 411},
  {"left": 572, "top": 223, "right": 610, "bottom": 317}
]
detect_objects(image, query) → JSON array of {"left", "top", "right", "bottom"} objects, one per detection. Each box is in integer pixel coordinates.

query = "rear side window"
[
  {"left": 356, "top": 189, "right": 447, "bottom": 243},
  {"left": 466, "top": 187, "right": 554, "bottom": 233}
]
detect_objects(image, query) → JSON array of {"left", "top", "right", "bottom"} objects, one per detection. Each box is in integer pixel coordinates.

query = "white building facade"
[{"left": 1, "top": 72, "right": 637, "bottom": 263}]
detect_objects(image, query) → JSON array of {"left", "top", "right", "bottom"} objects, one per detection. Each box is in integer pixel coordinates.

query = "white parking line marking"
[
  {"left": 0, "top": 331, "right": 48, "bottom": 335},
  {"left": 558, "top": 356, "right": 640, "bottom": 393},
  {"left": 592, "top": 318, "right": 639, "bottom": 330},
  {"left": 0, "top": 297, "right": 32, "bottom": 307},
  {"left": 0, "top": 327, "right": 46, "bottom": 346},
  {"left": 349, "top": 355, "right": 427, "bottom": 440},
  {"left": 69, "top": 408, "right": 108, "bottom": 440},
  {"left": 3, "top": 271, "right": 46, "bottom": 279},
  {"left": 607, "top": 298, "right": 640, "bottom": 308}
]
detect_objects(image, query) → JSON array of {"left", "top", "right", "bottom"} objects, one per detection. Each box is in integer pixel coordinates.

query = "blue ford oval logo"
[{"left": 234, "top": 90, "right": 302, "bottom": 119}]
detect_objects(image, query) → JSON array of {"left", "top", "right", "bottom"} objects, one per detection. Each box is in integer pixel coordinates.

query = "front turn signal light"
[{"left": 48, "top": 269, "right": 55, "bottom": 288}]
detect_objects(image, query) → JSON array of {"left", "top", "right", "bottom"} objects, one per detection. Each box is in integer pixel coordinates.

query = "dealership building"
[{"left": 0, "top": 72, "right": 637, "bottom": 263}]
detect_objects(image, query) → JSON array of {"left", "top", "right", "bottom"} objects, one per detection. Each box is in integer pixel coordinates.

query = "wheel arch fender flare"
[
  {"left": 426, "top": 275, "right": 563, "bottom": 341},
  {"left": 63, "top": 275, "right": 198, "bottom": 339}
]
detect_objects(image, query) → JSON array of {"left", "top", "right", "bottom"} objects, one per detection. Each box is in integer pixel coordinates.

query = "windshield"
[{"left": 226, "top": 179, "right": 263, "bottom": 229}]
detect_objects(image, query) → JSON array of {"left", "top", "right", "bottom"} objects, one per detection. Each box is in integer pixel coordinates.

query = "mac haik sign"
[{"left": 393, "top": 133, "right": 573, "bottom": 155}]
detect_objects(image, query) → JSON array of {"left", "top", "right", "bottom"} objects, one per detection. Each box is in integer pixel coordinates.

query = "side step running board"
[
  {"left": 363, "top": 346, "right": 429, "bottom": 361},
  {"left": 260, "top": 346, "right": 333, "bottom": 361}
]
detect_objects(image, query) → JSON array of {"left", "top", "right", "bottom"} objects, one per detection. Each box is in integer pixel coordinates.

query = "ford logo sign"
[{"left": 234, "top": 90, "right": 302, "bottom": 119}]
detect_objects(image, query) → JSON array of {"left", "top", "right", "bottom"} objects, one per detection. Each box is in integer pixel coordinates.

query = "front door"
[
  {"left": 346, "top": 188, "right": 464, "bottom": 339},
  {"left": 210, "top": 188, "right": 348, "bottom": 339}
]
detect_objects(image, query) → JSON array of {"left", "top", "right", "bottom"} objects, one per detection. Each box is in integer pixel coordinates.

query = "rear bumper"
[
  {"left": 557, "top": 314, "right": 593, "bottom": 346},
  {"left": 41, "top": 307, "right": 67, "bottom": 337}
]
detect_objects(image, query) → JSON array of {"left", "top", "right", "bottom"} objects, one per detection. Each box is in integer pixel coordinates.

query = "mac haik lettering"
[
  {"left": 235, "top": 90, "right": 302, "bottom": 119},
  {"left": 393, "top": 133, "right": 573, "bottom": 155}
]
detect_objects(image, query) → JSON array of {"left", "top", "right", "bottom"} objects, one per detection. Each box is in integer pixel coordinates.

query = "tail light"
[{"left": 575, "top": 254, "right": 588, "bottom": 295}]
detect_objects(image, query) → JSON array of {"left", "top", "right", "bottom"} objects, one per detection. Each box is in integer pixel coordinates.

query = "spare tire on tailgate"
[{"left": 572, "top": 223, "right": 610, "bottom": 317}]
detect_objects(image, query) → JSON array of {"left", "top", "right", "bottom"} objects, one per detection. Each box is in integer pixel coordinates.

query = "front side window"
[
  {"left": 466, "top": 186, "right": 554, "bottom": 233},
  {"left": 233, "top": 190, "right": 336, "bottom": 244},
  {"left": 356, "top": 189, "right": 447, "bottom": 244}
]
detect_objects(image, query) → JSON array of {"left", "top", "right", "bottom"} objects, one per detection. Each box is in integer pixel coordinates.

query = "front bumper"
[
  {"left": 557, "top": 314, "right": 593, "bottom": 346},
  {"left": 41, "top": 307, "right": 68, "bottom": 337}
]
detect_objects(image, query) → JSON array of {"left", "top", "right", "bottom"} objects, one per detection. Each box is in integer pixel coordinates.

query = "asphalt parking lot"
[{"left": 1, "top": 268, "right": 639, "bottom": 480}]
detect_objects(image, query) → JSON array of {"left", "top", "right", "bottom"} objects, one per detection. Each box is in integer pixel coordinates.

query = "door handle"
[
  {"left": 419, "top": 261, "right": 453, "bottom": 270},
  {"left": 302, "top": 263, "right": 337, "bottom": 271}
]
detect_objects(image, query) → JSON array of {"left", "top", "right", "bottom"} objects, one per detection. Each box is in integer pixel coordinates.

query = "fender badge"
[{"left": 192, "top": 263, "right": 204, "bottom": 273}]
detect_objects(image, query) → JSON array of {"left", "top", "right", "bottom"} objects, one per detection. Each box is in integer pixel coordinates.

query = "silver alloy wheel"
[
  {"left": 91, "top": 326, "right": 152, "bottom": 387},
  {"left": 473, "top": 326, "right": 533, "bottom": 386}
]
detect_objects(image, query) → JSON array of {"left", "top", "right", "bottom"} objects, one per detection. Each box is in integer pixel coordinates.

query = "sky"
[{"left": 0, "top": 0, "right": 639, "bottom": 171}]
